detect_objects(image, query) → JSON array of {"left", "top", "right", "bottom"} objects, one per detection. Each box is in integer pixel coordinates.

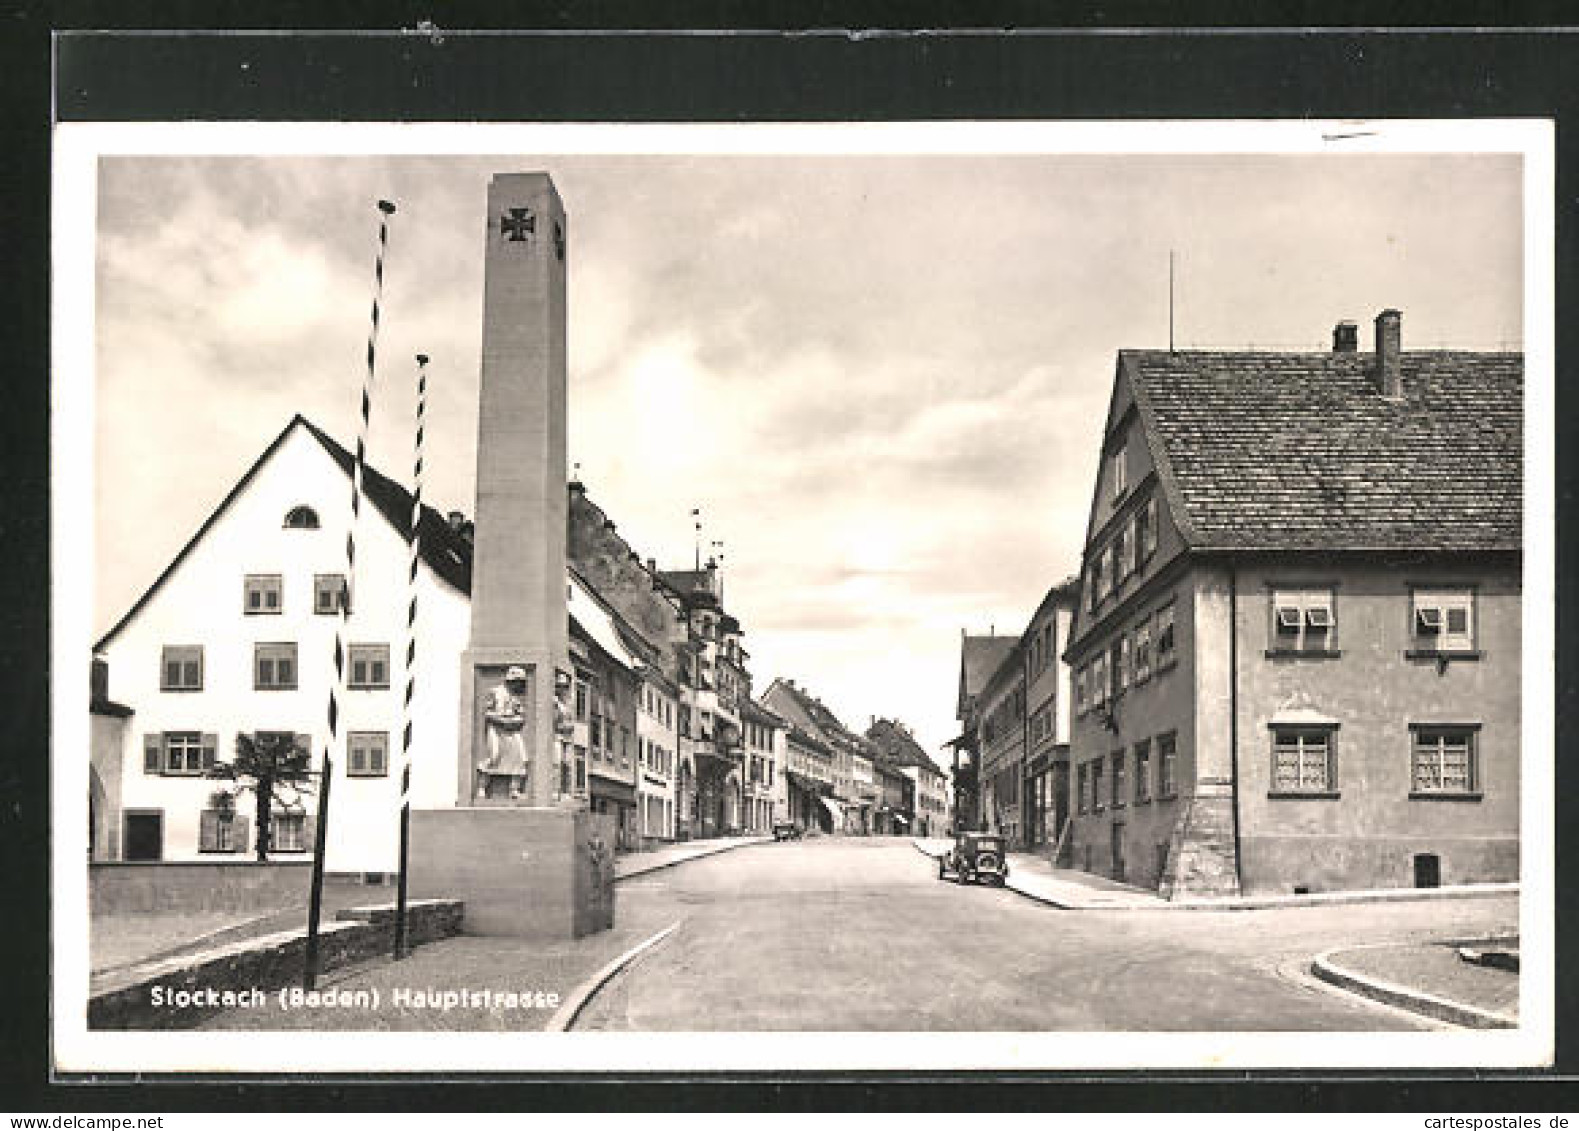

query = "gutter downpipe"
[{"left": 1229, "top": 562, "right": 1244, "bottom": 892}]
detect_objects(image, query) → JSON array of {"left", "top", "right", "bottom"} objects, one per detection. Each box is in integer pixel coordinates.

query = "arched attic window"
[{"left": 283, "top": 505, "right": 321, "bottom": 530}]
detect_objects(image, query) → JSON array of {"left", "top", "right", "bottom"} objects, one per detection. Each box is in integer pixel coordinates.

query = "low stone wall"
[
  {"left": 89, "top": 861, "right": 329, "bottom": 914},
  {"left": 88, "top": 899, "right": 464, "bottom": 1030}
]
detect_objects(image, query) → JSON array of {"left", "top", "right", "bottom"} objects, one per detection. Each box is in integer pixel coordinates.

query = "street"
[{"left": 577, "top": 837, "right": 1519, "bottom": 1031}]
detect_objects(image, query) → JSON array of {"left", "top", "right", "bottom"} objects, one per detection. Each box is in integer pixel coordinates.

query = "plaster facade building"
[
  {"left": 741, "top": 697, "right": 788, "bottom": 834},
  {"left": 1065, "top": 311, "right": 1522, "bottom": 896},
  {"left": 976, "top": 642, "right": 1027, "bottom": 846},
  {"left": 952, "top": 633, "right": 1017, "bottom": 833},
  {"left": 1021, "top": 578, "right": 1079, "bottom": 853},
  {"left": 761, "top": 677, "right": 865, "bottom": 834}
]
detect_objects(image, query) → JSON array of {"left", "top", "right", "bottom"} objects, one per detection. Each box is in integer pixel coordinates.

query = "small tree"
[{"left": 208, "top": 732, "right": 316, "bottom": 861}]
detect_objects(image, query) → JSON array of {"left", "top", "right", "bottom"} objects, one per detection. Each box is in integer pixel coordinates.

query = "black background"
[{"left": 7, "top": 2, "right": 1578, "bottom": 1112}]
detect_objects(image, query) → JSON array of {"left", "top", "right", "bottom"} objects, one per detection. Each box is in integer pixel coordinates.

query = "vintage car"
[
  {"left": 937, "top": 832, "right": 1009, "bottom": 885},
  {"left": 772, "top": 821, "right": 803, "bottom": 842}
]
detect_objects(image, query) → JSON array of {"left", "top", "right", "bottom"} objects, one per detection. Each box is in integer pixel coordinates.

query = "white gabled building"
[{"left": 94, "top": 414, "right": 636, "bottom": 873}]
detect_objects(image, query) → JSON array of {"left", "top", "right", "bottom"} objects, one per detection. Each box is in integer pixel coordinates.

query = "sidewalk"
[
  {"left": 616, "top": 834, "right": 770, "bottom": 880},
  {"left": 1312, "top": 936, "right": 1520, "bottom": 1029},
  {"left": 911, "top": 838, "right": 1519, "bottom": 912},
  {"left": 911, "top": 837, "right": 1166, "bottom": 909},
  {"left": 95, "top": 836, "right": 765, "bottom": 1005}
]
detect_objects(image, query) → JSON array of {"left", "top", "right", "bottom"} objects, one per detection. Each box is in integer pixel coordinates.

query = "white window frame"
[
  {"left": 1134, "top": 619, "right": 1153, "bottom": 683},
  {"left": 1155, "top": 602, "right": 1177, "bottom": 670},
  {"left": 1269, "top": 726, "right": 1339, "bottom": 796},
  {"left": 1412, "top": 588, "right": 1476, "bottom": 654},
  {"left": 1410, "top": 725, "right": 1481, "bottom": 797},
  {"left": 1270, "top": 587, "right": 1338, "bottom": 653},
  {"left": 1110, "top": 445, "right": 1127, "bottom": 500}
]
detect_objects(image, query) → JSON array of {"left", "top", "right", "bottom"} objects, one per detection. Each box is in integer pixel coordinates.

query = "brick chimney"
[
  {"left": 1374, "top": 308, "right": 1402, "bottom": 396},
  {"left": 1332, "top": 321, "right": 1358, "bottom": 353}
]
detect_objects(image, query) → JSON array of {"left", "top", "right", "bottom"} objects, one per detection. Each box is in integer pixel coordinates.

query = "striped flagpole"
[
  {"left": 394, "top": 352, "right": 428, "bottom": 960},
  {"left": 305, "top": 198, "right": 397, "bottom": 990}
]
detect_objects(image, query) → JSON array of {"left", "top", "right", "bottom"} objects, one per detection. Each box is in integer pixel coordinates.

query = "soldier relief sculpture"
[{"left": 477, "top": 665, "right": 530, "bottom": 800}]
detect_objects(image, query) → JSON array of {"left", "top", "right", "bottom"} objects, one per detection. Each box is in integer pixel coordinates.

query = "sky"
[{"left": 90, "top": 145, "right": 1524, "bottom": 763}]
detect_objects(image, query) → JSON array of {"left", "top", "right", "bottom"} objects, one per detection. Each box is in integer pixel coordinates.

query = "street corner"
[{"left": 1311, "top": 936, "right": 1520, "bottom": 1029}]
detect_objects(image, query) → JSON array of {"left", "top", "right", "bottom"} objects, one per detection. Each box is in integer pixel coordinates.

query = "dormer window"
[{"left": 284, "top": 505, "right": 320, "bottom": 529}]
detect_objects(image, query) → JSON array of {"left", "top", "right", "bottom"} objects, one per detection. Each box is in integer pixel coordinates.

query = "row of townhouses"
[
  {"left": 87, "top": 414, "right": 948, "bottom": 873},
  {"left": 952, "top": 310, "right": 1523, "bottom": 899},
  {"left": 760, "top": 678, "right": 951, "bottom": 839}
]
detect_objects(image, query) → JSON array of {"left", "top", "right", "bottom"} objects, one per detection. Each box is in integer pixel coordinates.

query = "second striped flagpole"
[{"left": 394, "top": 353, "right": 428, "bottom": 959}]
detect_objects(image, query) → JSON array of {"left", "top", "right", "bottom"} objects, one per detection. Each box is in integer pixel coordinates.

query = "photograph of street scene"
[{"left": 58, "top": 126, "right": 1547, "bottom": 1070}]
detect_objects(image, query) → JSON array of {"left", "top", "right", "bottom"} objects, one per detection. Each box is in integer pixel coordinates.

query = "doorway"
[
  {"left": 123, "top": 811, "right": 163, "bottom": 861},
  {"left": 1110, "top": 820, "right": 1126, "bottom": 883},
  {"left": 1413, "top": 852, "right": 1441, "bottom": 888}
]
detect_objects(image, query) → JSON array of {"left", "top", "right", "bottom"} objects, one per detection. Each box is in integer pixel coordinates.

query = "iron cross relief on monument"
[{"left": 500, "top": 206, "right": 535, "bottom": 242}]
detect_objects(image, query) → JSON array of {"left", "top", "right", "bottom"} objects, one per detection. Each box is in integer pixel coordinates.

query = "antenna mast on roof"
[
  {"left": 692, "top": 507, "right": 701, "bottom": 571},
  {"left": 1169, "top": 249, "right": 1176, "bottom": 353}
]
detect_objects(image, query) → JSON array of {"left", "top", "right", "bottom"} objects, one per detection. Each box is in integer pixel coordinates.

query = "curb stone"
[
  {"left": 1309, "top": 945, "right": 1517, "bottom": 1030},
  {"left": 616, "top": 836, "right": 771, "bottom": 882},
  {"left": 546, "top": 920, "right": 681, "bottom": 1032},
  {"left": 910, "top": 838, "right": 1519, "bottom": 912}
]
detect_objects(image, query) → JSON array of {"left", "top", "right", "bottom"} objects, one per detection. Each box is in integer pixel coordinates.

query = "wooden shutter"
[
  {"left": 199, "top": 810, "right": 219, "bottom": 852},
  {"left": 231, "top": 815, "right": 250, "bottom": 855},
  {"left": 201, "top": 733, "right": 218, "bottom": 771},
  {"left": 144, "top": 734, "right": 162, "bottom": 774}
]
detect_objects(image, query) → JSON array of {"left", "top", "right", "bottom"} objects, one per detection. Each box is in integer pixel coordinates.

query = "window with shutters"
[
  {"left": 1269, "top": 586, "right": 1338, "bottom": 654},
  {"left": 348, "top": 643, "right": 390, "bottom": 689},
  {"left": 314, "top": 574, "right": 348, "bottom": 615},
  {"left": 1134, "top": 739, "right": 1151, "bottom": 803},
  {"left": 1155, "top": 602, "right": 1177, "bottom": 671},
  {"left": 1411, "top": 588, "right": 1477, "bottom": 655},
  {"left": 144, "top": 731, "right": 216, "bottom": 776},
  {"left": 1134, "top": 618, "right": 1153, "bottom": 683},
  {"left": 199, "top": 808, "right": 248, "bottom": 854},
  {"left": 1269, "top": 726, "right": 1339, "bottom": 796},
  {"left": 348, "top": 731, "right": 389, "bottom": 777},
  {"left": 160, "top": 645, "right": 204, "bottom": 692},
  {"left": 1139, "top": 496, "right": 1159, "bottom": 562},
  {"left": 1157, "top": 732, "right": 1178, "bottom": 798},
  {"left": 1410, "top": 725, "right": 1481, "bottom": 798},
  {"left": 244, "top": 574, "right": 283, "bottom": 615},
  {"left": 272, "top": 812, "right": 308, "bottom": 852},
  {"left": 254, "top": 642, "right": 298, "bottom": 690}
]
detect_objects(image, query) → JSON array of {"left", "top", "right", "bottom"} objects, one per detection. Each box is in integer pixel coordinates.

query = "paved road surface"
[{"left": 577, "top": 837, "right": 1518, "bottom": 1031}]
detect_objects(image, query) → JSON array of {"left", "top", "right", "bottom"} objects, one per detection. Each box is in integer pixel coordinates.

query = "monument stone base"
[{"left": 408, "top": 807, "right": 616, "bottom": 938}]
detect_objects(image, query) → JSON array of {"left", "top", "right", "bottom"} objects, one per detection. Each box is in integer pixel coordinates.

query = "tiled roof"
[
  {"left": 960, "top": 635, "right": 1018, "bottom": 699},
  {"left": 1124, "top": 349, "right": 1523, "bottom": 552},
  {"left": 865, "top": 717, "right": 943, "bottom": 774},
  {"left": 301, "top": 417, "right": 477, "bottom": 592}
]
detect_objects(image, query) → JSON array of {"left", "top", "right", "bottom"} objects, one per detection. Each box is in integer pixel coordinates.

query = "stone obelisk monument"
[{"left": 409, "top": 172, "right": 615, "bottom": 938}]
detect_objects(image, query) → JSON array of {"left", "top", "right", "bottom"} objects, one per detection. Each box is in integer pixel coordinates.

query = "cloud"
[{"left": 89, "top": 149, "right": 1523, "bottom": 756}]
